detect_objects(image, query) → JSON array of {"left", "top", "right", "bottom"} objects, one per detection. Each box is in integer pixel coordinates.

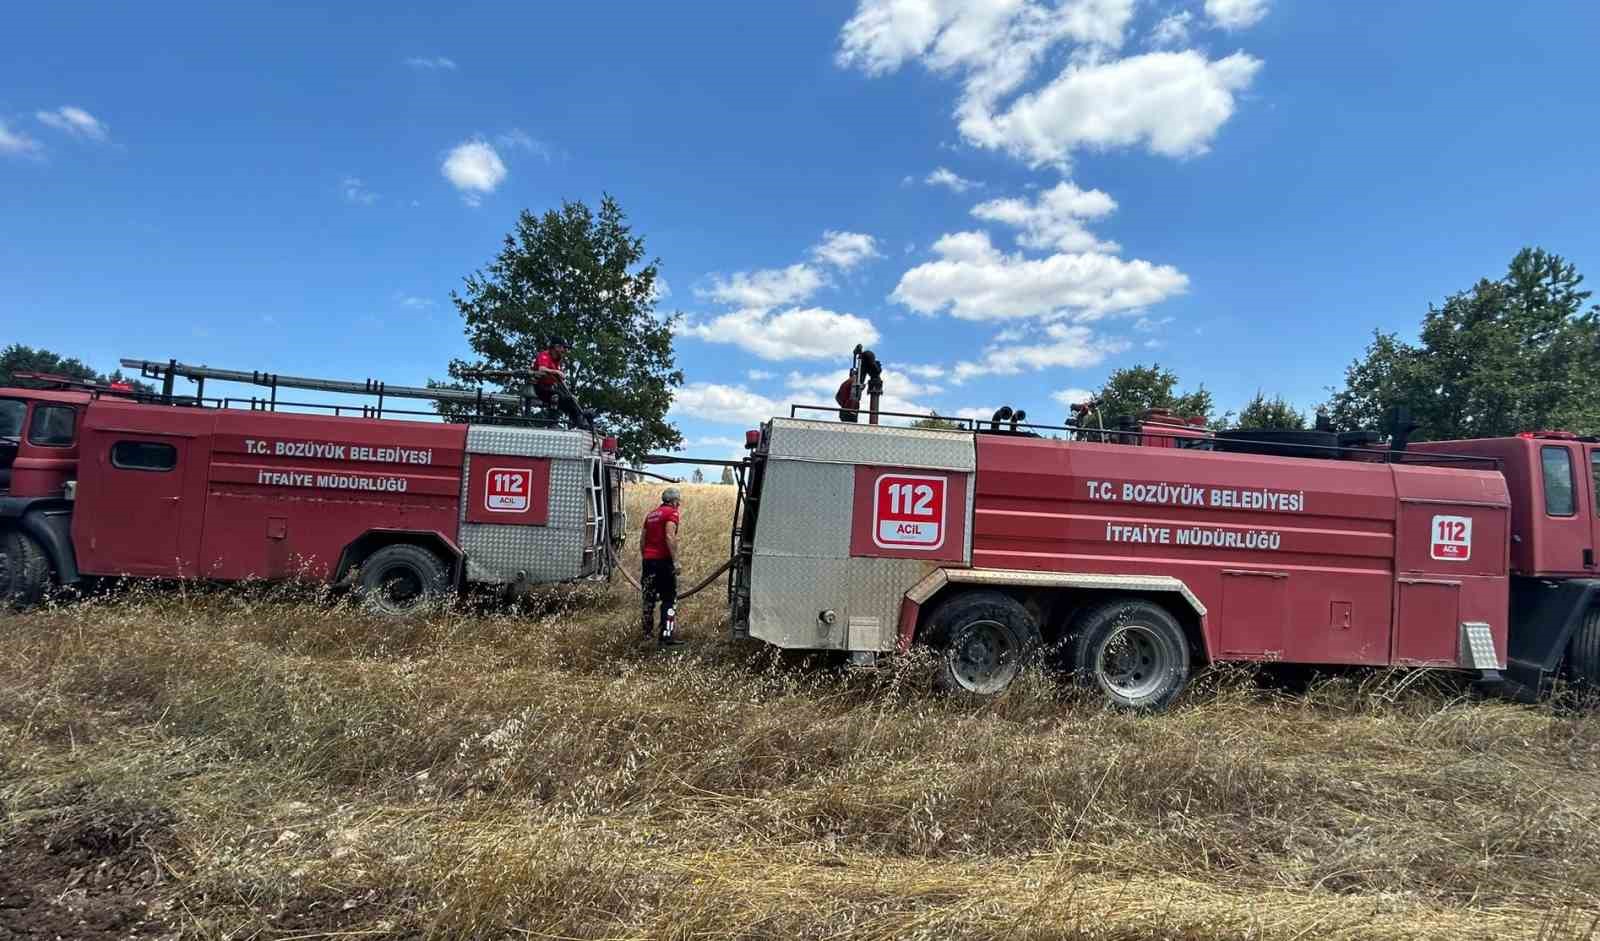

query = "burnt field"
[{"left": 2, "top": 484, "right": 1599, "bottom": 940}]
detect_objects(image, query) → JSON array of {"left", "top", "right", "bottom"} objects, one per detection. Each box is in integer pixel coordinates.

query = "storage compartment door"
[
  {"left": 1219, "top": 570, "right": 1289, "bottom": 658},
  {"left": 1392, "top": 579, "right": 1461, "bottom": 666}
]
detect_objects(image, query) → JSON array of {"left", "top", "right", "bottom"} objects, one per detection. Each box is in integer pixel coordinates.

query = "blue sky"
[{"left": 5, "top": 1, "right": 1599, "bottom": 469}]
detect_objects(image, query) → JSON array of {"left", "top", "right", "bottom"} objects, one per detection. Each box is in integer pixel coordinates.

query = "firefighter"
[
  {"left": 835, "top": 369, "right": 860, "bottom": 423},
  {"left": 531, "top": 337, "right": 589, "bottom": 430},
  {"left": 640, "top": 487, "right": 686, "bottom": 648}
]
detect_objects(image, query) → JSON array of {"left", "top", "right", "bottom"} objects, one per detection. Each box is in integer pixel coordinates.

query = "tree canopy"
[
  {"left": 1088, "top": 364, "right": 1215, "bottom": 427},
  {"left": 0, "top": 344, "right": 151, "bottom": 392},
  {"left": 1327, "top": 248, "right": 1600, "bottom": 439},
  {"left": 1234, "top": 392, "right": 1307, "bottom": 431},
  {"left": 438, "top": 195, "right": 683, "bottom": 461}
]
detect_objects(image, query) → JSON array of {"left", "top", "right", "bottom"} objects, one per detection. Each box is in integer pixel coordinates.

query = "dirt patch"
[{"left": 0, "top": 797, "right": 177, "bottom": 941}]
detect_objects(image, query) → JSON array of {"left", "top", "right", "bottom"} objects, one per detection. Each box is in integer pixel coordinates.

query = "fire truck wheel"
[
  {"left": 1072, "top": 600, "right": 1190, "bottom": 711},
  {"left": 1567, "top": 607, "right": 1600, "bottom": 703},
  {"left": 926, "top": 591, "right": 1042, "bottom": 696},
  {"left": 0, "top": 528, "right": 52, "bottom": 611},
  {"left": 355, "top": 544, "right": 451, "bottom": 618}
]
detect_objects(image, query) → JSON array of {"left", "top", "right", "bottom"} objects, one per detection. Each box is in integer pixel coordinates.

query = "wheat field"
[{"left": 2, "top": 483, "right": 1598, "bottom": 939}]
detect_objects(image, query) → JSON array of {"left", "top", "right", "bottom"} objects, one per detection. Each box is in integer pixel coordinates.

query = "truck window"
[
  {"left": 0, "top": 400, "right": 23, "bottom": 438},
  {"left": 1541, "top": 445, "right": 1576, "bottom": 516},
  {"left": 27, "top": 405, "right": 77, "bottom": 447},
  {"left": 112, "top": 440, "right": 178, "bottom": 472}
]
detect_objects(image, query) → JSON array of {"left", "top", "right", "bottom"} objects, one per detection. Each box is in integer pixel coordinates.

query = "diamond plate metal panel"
[
  {"left": 846, "top": 556, "right": 939, "bottom": 651},
  {"left": 459, "top": 453, "right": 595, "bottom": 584},
  {"left": 751, "top": 459, "right": 854, "bottom": 559},
  {"left": 465, "top": 423, "right": 595, "bottom": 460},
  {"left": 1460, "top": 621, "right": 1498, "bottom": 670},
  {"left": 748, "top": 553, "right": 932, "bottom": 652},
  {"left": 767, "top": 418, "right": 975, "bottom": 471}
]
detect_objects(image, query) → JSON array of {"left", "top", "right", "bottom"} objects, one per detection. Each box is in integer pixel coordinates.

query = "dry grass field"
[{"left": 3, "top": 483, "right": 1599, "bottom": 939}]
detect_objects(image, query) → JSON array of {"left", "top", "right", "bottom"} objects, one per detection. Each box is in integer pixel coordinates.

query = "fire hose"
[{"left": 608, "top": 548, "right": 732, "bottom": 601}]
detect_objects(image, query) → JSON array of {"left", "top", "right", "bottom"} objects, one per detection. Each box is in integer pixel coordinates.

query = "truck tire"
[
  {"left": 355, "top": 544, "right": 452, "bottom": 619},
  {"left": 925, "top": 590, "right": 1041, "bottom": 695},
  {"left": 1566, "top": 607, "right": 1600, "bottom": 703},
  {"left": 0, "top": 528, "right": 52, "bottom": 611},
  {"left": 1072, "top": 599, "right": 1191, "bottom": 711}
]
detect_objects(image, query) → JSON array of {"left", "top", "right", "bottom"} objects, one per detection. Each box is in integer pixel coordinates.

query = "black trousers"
[
  {"left": 535, "top": 384, "right": 589, "bottom": 430},
  {"left": 641, "top": 558, "right": 677, "bottom": 638}
]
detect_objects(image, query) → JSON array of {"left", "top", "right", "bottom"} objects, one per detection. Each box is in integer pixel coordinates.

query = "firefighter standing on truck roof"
[
  {"left": 531, "top": 337, "right": 590, "bottom": 430},
  {"left": 640, "top": 487, "right": 686, "bottom": 648}
]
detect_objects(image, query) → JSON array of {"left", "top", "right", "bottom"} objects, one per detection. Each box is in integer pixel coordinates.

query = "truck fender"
[
  {"left": 1505, "top": 577, "right": 1600, "bottom": 694},
  {"left": 0, "top": 498, "right": 79, "bottom": 585},
  {"left": 336, "top": 529, "right": 464, "bottom": 588},
  {"left": 897, "top": 567, "right": 1208, "bottom": 656}
]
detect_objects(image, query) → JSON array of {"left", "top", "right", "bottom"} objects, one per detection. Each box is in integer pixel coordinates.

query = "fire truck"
[
  {"left": 726, "top": 391, "right": 1600, "bottom": 710},
  {"left": 0, "top": 359, "right": 625, "bottom": 615}
]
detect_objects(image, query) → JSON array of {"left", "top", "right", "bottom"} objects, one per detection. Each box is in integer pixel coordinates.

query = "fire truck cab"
[{"left": 1, "top": 368, "right": 625, "bottom": 615}]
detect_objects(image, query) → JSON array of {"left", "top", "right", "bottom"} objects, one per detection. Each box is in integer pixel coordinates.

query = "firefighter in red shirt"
[
  {"left": 531, "top": 337, "right": 590, "bottom": 430},
  {"left": 640, "top": 488, "right": 686, "bottom": 647}
]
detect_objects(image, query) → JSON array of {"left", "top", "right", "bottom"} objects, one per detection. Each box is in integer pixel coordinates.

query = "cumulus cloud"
[
  {"left": 1205, "top": 0, "right": 1269, "bottom": 30},
  {"left": 972, "top": 180, "right": 1119, "bottom": 252},
  {"left": 1052, "top": 386, "right": 1095, "bottom": 406},
  {"left": 0, "top": 119, "right": 41, "bottom": 156},
  {"left": 671, "top": 383, "right": 781, "bottom": 426},
  {"left": 949, "top": 324, "right": 1127, "bottom": 383},
  {"left": 812, "top": 230, "right": 882, "bottom": 270},
  {"left": 342, "top": 177, "right": 378, "bottom": 205},
  {"left": 837, "top": 1, "right": 1263, "bottom": 170},
  {"left": 925, "top": 166, "right": 981, "bottom": 192},
  {"left": 497, "top": 128, "right": 552, "bottom": 161},
  {"left": 893, "top": 231, "right": 1187, "bottom": 321},
  {"left": 747, "top": 369, "right": 776, "bottom": 381},
  {"left": 405, "top": 56, "right": 457, "bottom": 70},
  {"left": 963, "top": 50, "right": 1263, "bottom": 169},
  {"left": 396, "top": 293, "right": 434, "bottom": 309},
  {"left": 35, "top": 106, "right": 107, "bottom": 141},
  {"left": 441, "top": 139, "right": 507, "bottom": 204},
  {"left": 702, "top": 264, "right": 825, "bottom": 309},
  {"left": 684, "top": 307, "right": 880, "bottom": 360},
  {"left": 1148, "top": 10, "right": 1194, "bottom": 47}
]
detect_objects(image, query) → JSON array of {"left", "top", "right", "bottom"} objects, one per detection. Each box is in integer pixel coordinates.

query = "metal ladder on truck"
[{"left": 120, "top": 358, "right": 565, "bottom": 427}]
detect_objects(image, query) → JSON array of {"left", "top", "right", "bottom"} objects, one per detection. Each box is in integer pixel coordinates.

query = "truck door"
[
  {"left": 1588, "top": 444, "right": 1600, "bottom": 573},
  {"left": 74, "top": 435, "right": 194, "bottom": 577}
]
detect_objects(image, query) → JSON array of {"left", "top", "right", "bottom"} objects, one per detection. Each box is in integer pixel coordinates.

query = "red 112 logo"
[
  {"left": 1430, "top": 514, "right": 1471, "bottom": 561},
  {"left": 486, "top": 467, "right": 532, "bottom": 512},
  {"left": 874, "top": 473, "right": 947, "bottom": 550}
]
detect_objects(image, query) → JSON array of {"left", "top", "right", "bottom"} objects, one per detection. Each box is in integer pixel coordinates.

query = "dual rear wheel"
[
  {"left": 925, "top": 590, "right": 1192, "bottom": 711},
  {"left": 0, "top": 528, "right": 52, "bottom": 611}
]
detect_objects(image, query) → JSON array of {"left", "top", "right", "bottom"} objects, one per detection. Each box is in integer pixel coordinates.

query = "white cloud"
[
  {"left": 950, "top": 323, "right": 1127, "bottom": 383},
  {"left": 1133, "top": 314, "right": 1173, "bottom": 332},
  {"left": 671, "top": 383, "right": 781, "bottom": 426},
  {"left": 0, "top": 119, "right": 41, "bottom": 156},
  {"left": 812, "top": 230, "right": 881, "bottom": 270},
  {"left": 894, "top": 362, "right": 946, "bottom": 380},
  {"left": 497, "top": 128, "right": 552, "bottom": 161},
  {"left": 684, "top": 307, "right": 880, "bottom": 361},
  {"left": 685, "top": 435, "right": 745, "bottom": 449},
  {"left": 396, "top": 294, "right": 434, "bottom": 309},
  {"left": 963, "top": 50, "right": 1263, "bottom": 169},
  {"left": 1204, "top": 0, "right": 1269, "bottom": 30},
  {"left": 972, "top": 180, "right": 1118, "bottom": 252},
  {"left": 925, "top": 166, "right": 981, "bottom": 192},
  {"left": 702, "top": 264, "right": 825, "bottom": 308},
  {"left": 441, "top": 139, "right": 507, "bottom": 204},
  {"left": 405, "top": 56, "right": 457, "bottom": 70},
  {"left": 837, "top": 0, "right": 1135, "bottom": 77},
  {"left": 785, "top": 367, "right": 939, "bottom": 420},
  {"left": 1052, "top": 386, "right": 1095, "bottom": 406},
  {"left": 35, "top": 106, "right": 107, "bottom": 141},
  {"left": 1147, "top": 10, "right": 1193, "bottom": 47},
  {"left": 747, "top": 369, "right": 775, "bottom": 381},
  {"left": 892, "top": 231, "right": 1187, "bottom": 321},
  {"left": 342, "top": 177, "right": 378, "bottom": 205}
]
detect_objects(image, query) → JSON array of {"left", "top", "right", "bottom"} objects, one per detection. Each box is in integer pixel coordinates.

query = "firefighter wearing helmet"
[{"left": 640, "top": 487, "right": 686, "bottom": 648}]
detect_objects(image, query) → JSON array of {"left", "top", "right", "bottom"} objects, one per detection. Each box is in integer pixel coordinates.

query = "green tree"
[
  {"left": 1235, "top": 392, "right": 1307, "bottom": 430},
  {"left": 1328, "top": 248, "right": 1600, "bottom": 439},
  {"left": 0, "top": 344, "right": 152, "bottom": 392},
  {"left": 910, "top": 413, "right": 963, "bottom": 430},
  {"left": 438, "top": 195, "right": 683, "bottom": 461},
  {"left": 691, "top": 468, "right": 705, "bottom": 484},
  {"left": 719, "top": 466, "right": 735, "bottom": 485},
  {"left": 1089, "top": 364, "right": 1215, "bottom": 426}
]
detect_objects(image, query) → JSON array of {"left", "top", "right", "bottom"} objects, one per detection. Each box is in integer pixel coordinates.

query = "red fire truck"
[
  {"left": 0, "top": 360, "right": 624, "bottom": 615},
  {"left": 727, "top": 400, "right": 1600, "bottom": 709}
]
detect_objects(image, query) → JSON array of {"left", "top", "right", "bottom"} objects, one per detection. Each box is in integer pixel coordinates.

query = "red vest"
[{"left": 641, "top": 503, "right": 680, "bottom": 560}]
